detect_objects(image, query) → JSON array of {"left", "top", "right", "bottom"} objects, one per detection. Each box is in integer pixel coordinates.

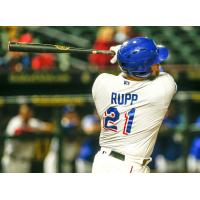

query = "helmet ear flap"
[
  {"left": 118, "top": 60, "right": 126, "bottom": 67},
  {"left": 157, "top": 45, "right": 169, "bottom": 62}
]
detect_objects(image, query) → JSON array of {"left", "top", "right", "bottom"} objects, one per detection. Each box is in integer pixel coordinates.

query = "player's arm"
[
  {"left": 92, "top": 73, "right": 107, "bottom": 100},
  {"left": 38, "top": 122, "right": 55, "bottom": 133},
  {"left": 30, "top": 119, "right": 55, "bottom": 133},
  {"left": 161, "top": 73, "right": 177, "bottom": 106}
]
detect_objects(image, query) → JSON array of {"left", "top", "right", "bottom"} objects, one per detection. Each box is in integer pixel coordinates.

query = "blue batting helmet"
[{"left": 117, "top": 37, "right": 169, "bottom": 78}]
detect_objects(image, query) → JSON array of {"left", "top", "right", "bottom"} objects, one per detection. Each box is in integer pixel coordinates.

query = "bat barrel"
[
  {"left": 8, "top": 42, "right": 115, "bottom": 55},
  {"left": 8, "top": 42, "right": 66, "bottom": 53}
]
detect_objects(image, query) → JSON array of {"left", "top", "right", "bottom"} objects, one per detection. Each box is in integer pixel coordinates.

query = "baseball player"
[
  {"left": 92, "top": 37, "right": 177, "bottom": 173},
  {"left": 1, "top": 103, "right": 54, "bottom": 173},
  {"left": 76, "top": 111, "right": 100, "bottom": 173},
  {"left": 44, "top": 105, "right": 82, "bottom": 173},
  {"left": 152, "top": 104, "right": 185, "bottom": 172}
]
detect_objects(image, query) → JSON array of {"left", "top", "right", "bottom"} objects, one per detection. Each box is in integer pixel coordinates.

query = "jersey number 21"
[{"left": 103, "top": 107, "right": 135, "bottom": 135}]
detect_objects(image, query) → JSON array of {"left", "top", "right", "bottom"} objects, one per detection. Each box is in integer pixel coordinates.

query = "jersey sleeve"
[
  {"left": 6, "top": 118, "right": 20, "bottom": 136},
  {"left": 92, "top": 73, "right": 107, "bottom": 100},
  {"left": 30, "top": 118, "right": 45, "bottom": 129}
]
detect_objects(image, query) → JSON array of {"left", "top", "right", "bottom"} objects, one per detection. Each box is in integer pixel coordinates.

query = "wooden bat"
[{"left": 8, "top": 42, "right": 115, "bottom": 55}]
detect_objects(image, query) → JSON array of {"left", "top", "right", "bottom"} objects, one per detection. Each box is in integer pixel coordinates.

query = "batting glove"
[{"left": 110, "top": 45, "right": 121, "bottom": 64}]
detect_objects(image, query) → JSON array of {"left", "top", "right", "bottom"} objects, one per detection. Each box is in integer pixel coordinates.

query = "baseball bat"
[{"left": 8, "top": 42, "right": 115, "bottom": 55}]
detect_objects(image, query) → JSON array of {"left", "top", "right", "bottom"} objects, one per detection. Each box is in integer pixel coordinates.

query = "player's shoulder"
[
  {"left": 154, "top": 72, "right": 176, "bottom": 88},
  {"left": 93, "top": 73, "right": 116, "bottom": 89},
  {"left": 8, "top": 115, "right": 21, "bottom": 124},
  {"left": 157, "top": 72, "right": 175, "bottom": 82},
  {"left": 92, "top": 73, "right": 116, "bottom": 98},
  {"left": 156, "top": 72, "right": 177, "bottom": 96}
]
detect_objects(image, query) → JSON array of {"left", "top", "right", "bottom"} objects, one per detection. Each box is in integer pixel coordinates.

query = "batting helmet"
[{"left": 117, "top": 37, "right": 169, "bottom": 78}]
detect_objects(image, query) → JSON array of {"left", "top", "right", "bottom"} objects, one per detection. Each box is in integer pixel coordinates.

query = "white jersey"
[
  {"left": 6, "top": 116, "right": 43, "bottom": 136},
  {"left": 92, "top": 72, "right": 177, "bottom": 160},
  {"left": 4, "top": 116, "right": 44, "bottom": 158}
]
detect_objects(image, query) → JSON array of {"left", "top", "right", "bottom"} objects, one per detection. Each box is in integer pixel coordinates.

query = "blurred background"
[{"left": 0, "top": 26, "right": 200, "bottom": 173}]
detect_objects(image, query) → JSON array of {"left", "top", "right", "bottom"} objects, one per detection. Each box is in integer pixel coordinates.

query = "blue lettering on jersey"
[
  {"left": 111, "top": 92, "right": 117, "bottom": 104},
  {"left": 118, "top": 94, "right": 124, "bottom": 105},
  {"left": 111, "top": 92, "right": 138, "bottom": 105}
]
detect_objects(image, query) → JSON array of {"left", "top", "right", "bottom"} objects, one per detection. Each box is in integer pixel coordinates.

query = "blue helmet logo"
[{"left": 117, "top": 37, "right": 169, "bottom": 77}]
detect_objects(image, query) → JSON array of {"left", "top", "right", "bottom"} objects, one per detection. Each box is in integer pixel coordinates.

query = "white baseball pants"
[{"left": 92, "top": 147, "right": 150, "bottom": 173}]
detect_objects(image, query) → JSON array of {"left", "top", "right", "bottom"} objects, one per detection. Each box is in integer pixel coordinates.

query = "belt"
[
  {"left": 102, "top": 150, "right": 125, "bottom": 161},
  {"left": 110, "top": 151, "right": 125, "bottom": 161},
  {"left": 102, "top": 150, "right": 150, "bottom": 166}
]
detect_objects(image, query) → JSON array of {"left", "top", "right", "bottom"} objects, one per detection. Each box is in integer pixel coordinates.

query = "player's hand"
[{"left": 110, "top": 45, "right": 121, "bottom": 64}]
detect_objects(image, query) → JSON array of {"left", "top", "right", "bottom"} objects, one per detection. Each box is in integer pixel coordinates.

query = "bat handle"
[{"left": 92, "top": 50, "right": 115, "bottom": 56}]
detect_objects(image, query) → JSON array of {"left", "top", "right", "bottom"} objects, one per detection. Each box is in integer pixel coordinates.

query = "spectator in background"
[
  {"left": 4, "top": 27, "right": 19, "bottom": 41},
  {"left": 44, "top": 105, "right": 82, "bottom": 173},
  {"left": 76, "top": 110, "right": 100, "bottom": 173},
  {"left": 1, "top": 27, "right": 57, "bottom": 72},
  {"left": 31, "top": 53, "right": 56, "bottom": 71},
  {"left": 57, "top": 53, "right": 70, "bottom": 72},
  {"left": 150, "top": 104, "right": 185, "bottom": 172},
  {"left": 88, "top": 26, "right": 116, "bottom": 71},
  {"left": 1, "top": 103, "right": 54, "bottom": 173},
  {"left": 187, "top": 116, "right": 200, "bottom": 172}
]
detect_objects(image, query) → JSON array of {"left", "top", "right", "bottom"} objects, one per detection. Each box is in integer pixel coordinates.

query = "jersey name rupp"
[{"left": 111, "top": 92, "right": 138, "bottom": 105}]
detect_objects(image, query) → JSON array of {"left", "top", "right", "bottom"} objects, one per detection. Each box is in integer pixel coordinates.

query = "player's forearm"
[{"left": 39, "top": 123, "right": 55, "bottom": 133}]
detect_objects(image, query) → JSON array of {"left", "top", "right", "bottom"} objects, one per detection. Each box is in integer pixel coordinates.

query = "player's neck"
[{"left": 122, "top": 73, "right": 147, "bottom": 81}]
